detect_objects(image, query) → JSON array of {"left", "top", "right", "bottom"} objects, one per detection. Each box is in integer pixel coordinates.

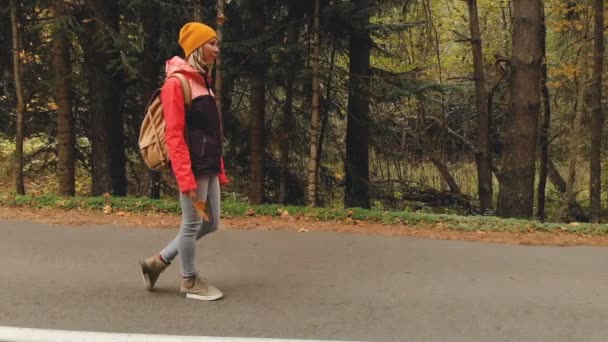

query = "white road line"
[{"left": 0, "top": 326, "right": 357, "bottom": 342}]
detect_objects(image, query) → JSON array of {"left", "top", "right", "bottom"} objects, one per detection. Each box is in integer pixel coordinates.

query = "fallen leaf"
[
  {"left": 103, "top": 205, "right": 112, "bottom": 214},
  {"left": 246, "top": 208, "right": 255, "bottom": 216},
  {"left": 298, "top": 228, "right": 309, "bottom": 233}
]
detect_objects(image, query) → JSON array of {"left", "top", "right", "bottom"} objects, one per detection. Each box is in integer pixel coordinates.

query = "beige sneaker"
[
  {"left": 139, "top": 255, "right": 169, "bottom": 290},
  {"left": 181, "top": 276, "right": 223, "bottom": 301}
]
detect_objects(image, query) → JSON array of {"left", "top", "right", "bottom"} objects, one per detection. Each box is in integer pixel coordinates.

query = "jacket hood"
[
  {"left": 165, "top": 56, "right": 200, "bottom": 77},
  {"left": 165, "top": 56, "right": 213, "bottom": 85}
]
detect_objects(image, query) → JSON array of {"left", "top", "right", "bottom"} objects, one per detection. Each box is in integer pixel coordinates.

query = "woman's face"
[{"left": 202, "top": 38, "right": 219, "bottom": 64}]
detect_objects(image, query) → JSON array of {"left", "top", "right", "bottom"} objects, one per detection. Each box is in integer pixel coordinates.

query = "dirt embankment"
[{"left": 1, "top": 206, "right": 607, "bottom": 247}]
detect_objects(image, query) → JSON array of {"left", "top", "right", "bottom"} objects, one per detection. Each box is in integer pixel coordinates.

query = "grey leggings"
[{"left": 159, "top": 174, "right": 221, "bottom": 277}]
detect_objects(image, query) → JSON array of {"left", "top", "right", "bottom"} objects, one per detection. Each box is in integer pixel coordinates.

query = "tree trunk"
[
  {"left": 561, "top": 43, "right": 590, "bottom": 222},
  {"left": 497, "top": 0, "right": 542, "bottom": 218},
  {"left": 317, "top": 40, "right": 337, "bottom": 170},
  {"left": 215, "top": 0, "right": 225, "bottom": 133},
  {"left": 537, "top": 5, "right": 552, "bottom": 221},
  {"left": 0, "top": 0, "right": 12, "bottom": 80},
  {"left": 193, "top": 0, "right": 203, "bottom": 22},
  {"left": 142, "top": 0, "right": 162, "bottom": 198},
  {"left": 307, "top": 0, "right": 321, "bottom": 207},
  {"left": 589, "top": 0, "right": 604, "bottom": 222},
  {"left": 548, "top": 159, "right": 566, "bottom": 194},
  {"left": 414, "top": 127, "right": 463, "bottom": 195},
  {"left": 278, "top": 23, "right": 297, "bottom": 205},
  {"left": 10, "top": 0, "right": 25, "bottom": 195},
  {"left": 424, "top": 0, "right": 447, "bottom": 192},
  {"left": 246, "top": 0, "right": 266, "bottom": 204},
  {"left": 499, "top": 0, "right": 511, "bottom": 56},
  {"left": 467, "top": 0, "right": 492, "bottom": 212},
  {"left": 81, "top": 0, "right": 126, "bottom": 196},
  {"left": 53, "top": 0, "right": 75, "bottom": 197},
  {"left": 278, "top": 73, "right": 295, "bottom": 205},
  {"left": 430, "top": 155, "right": 461, "bottom": 194},
  {"left": 548, "top": 159, "right": 587, "bottom": 221},
  {"left": 344, "top": 0, "right": 371, "bottom": 209}
]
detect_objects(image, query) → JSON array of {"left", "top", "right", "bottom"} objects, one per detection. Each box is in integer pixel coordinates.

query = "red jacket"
[{"left": 161, "top": 57, "right": 229, "bottom": 193}]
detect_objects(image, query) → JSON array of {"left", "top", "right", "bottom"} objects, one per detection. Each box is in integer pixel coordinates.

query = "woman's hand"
[{"left": 183, "top": 189, "right": 198, "bottom": 200}]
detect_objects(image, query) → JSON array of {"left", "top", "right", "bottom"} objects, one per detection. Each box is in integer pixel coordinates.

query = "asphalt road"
[{"left": 1, "top": 220, "right": 607, "bottom": 341}]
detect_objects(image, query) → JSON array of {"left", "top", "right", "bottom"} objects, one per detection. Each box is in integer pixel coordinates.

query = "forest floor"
[{"left": 2, "top": 205, "right": 608, "bottom": 247}]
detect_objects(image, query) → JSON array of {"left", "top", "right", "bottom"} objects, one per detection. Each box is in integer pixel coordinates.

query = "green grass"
[
  {"left": 0, "top": 193, "right": 181, "bottom": 213},
  {"left": 1, "top": 192, "right": 607, "bottom": 236}
]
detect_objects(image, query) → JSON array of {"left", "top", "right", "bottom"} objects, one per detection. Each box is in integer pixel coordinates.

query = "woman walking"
[{"left": 139, "top": 22, "right": 225, "bottom": 301}]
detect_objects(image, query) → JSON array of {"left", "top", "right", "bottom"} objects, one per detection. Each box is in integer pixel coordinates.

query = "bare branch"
[
  {"left": 447, "top": 76, "right": 476, "bottom": 82},
  {"left": 426, "top": 115, "right": 479, "bottom": 154},
  {"left": 450, "top": 29, "right": 471, "bottom": 41}
]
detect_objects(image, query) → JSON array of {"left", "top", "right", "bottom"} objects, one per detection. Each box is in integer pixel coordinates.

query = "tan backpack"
[{"left": 139, "top": 73, "right": 192, "bottom": 171}]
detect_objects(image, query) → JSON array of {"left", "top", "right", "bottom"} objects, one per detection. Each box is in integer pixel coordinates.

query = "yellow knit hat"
[{"left": 179, "top": 22, "right": 217, "bottom": 57}]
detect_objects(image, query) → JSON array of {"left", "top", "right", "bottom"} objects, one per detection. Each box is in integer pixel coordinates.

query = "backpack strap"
[{"left": 171, "top": 73, "right": 192, "bottom": 109}]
